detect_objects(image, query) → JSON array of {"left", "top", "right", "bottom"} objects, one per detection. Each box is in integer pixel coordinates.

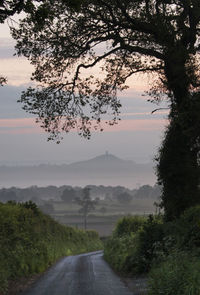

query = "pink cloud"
[
  {"left": 101, "top": 118, "right": 168, "bottom": 132},
  {"left": 0, "top": 118, "right": 36, "bottom": 127},
  {"left": 0, "top": 117, "right": 168, "bottom": 135},
  {"left": 0, "top": 118, "right": 43, "bottom": 134}
]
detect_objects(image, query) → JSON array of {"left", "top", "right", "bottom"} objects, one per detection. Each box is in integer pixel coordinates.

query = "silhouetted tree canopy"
[
  {"left": 0, "top": 0, "right": 31, "bottom": 23},
  {"left": 11, "top": 0, "right": 200, "bottom": 140},
  {"left": 0, "top": 0, "right": 82, "bottom": 23},
  {"left": 10, "top": 1, "right": 200, "bottom": 219}
]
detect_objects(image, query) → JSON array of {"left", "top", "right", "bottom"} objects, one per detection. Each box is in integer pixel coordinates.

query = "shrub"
[
  {"left": 113, "top": 215, "right": 146, "bottom": 237},
  {"left": 148, "top": 251, "right": 200, "bottom": 295},
  {"left": 104, "top": 214, "right": 167, "bottom": 275},
  {"left": 104, "top": 233, "right": 137, "bottom": 273},
  {"left": 118, "top": 215, "right": 165, "bottom": 274},
  {"left": 133, "top": 214, "right": 165, "bottom": 272},
  {"left": 175, "top": 205, "right": 200, "bottom": 250},
  {"left": 104, "top": 215, "right": 147, "bottom": 274},
  {"left": 105, "top": 206, "right": 200, "bottom": 282}
]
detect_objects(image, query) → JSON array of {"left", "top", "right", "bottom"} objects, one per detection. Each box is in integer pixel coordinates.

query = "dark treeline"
[{"left": 0, "top": 184, "right": 160, "bottom": 205}]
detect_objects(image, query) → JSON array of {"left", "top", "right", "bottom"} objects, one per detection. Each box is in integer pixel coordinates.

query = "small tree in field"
[{"left": 75, "top": 187, "right": 97, "bottom": 230}]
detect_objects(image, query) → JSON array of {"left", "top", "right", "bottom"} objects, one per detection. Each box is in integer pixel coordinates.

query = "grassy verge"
[{"left": 0, "top": 201, "right": 102, "bottom": 294}]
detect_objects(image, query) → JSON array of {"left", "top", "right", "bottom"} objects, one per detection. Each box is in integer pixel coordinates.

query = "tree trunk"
[{"left": 84, "top": 214, "right": 87, "bottom": 230}]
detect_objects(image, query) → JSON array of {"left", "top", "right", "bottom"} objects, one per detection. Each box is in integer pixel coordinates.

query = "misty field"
[{"left": 52, "top": 198, "right": 156, "bottom": 236}]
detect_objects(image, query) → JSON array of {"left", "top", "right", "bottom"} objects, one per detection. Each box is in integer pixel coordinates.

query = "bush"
[
  {"left": 104, "top": 214, "right": 167, "bottom": 274},
  {"left": 148, "top": 251, "right": 200, "bottom": 295},
  {"left": 133, "top": 215, "right": 165, "bottom": 272},
  {"left": 104, "top": 215, "right": 146, "bottom": 274},
  {"left": 105, "top": 206, "right": 200, "bottom": 284},
  {"left": 148, "top": 207, "right": 200, "bottom": 294},
  {"left": 104, "top": 233, "right": 138, "bottom": 273},
  {"left": 175, "top": 205, "right": 200, "bottom": 250},
  {"left": 113, "top": 215, "right": 146, "bottom": 237}
]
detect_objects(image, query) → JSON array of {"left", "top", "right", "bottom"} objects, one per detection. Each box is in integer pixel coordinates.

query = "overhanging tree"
[{"left": 11, "top": 0, "right": 200, "bottom": 220}]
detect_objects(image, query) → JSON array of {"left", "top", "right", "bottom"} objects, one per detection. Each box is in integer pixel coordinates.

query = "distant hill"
[{"left": 0, "top": 153, "right": 156, "bottom": 188}]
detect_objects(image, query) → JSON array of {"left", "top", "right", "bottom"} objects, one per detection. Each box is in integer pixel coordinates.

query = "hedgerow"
[{"left": 0, "top": 201, "right": 102, "bottom": 294}]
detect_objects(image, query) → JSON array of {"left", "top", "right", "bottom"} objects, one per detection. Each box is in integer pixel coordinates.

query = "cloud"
[
  {"left": 0, "top": 116, "right": 168, "bottom": 136},
  {"left": 0, "top": 83, "right": 168, "bottom": 136},
  {"left": 0, "top": 118, "right": 42, "bottom": 134},
  {"left": 0, "top": 118, "right": 36, "bottom": 127},
  {"left": 102, "top": 118, "right": 168, "bottom": 132},
  {"left": 121, "top": 110, "right": 169, "bottom": 119},
  {"left": 0, "top": 84, "right": 168, "bottom": 119}
]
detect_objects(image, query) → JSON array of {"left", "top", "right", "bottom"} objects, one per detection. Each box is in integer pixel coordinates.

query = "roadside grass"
[{"left": 148, "top": 251, "right": 200, "bottom": 295}]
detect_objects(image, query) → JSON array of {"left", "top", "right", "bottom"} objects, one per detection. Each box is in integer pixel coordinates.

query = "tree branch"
[
  {"left": 151, "top": 107, "right": 169, "bottom": 114},
  {"left": 73, "top": 46, "right": 121, "bottom": 84}
]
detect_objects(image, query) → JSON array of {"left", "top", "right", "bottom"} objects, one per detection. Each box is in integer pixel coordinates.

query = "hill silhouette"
[{"left": 0, "top": 153, "right": 156, "bottom": 188}]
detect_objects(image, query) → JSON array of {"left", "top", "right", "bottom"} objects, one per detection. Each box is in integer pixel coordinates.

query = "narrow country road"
[{"left": 22, "top": 251, "right": 134, "bottom": 295}]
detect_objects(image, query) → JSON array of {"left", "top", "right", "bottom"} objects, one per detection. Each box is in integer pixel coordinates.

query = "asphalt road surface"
[{"left": 22, "top": 251, "right": 134, "bottom": 295}]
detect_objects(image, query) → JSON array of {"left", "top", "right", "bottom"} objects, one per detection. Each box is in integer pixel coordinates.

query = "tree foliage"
[
  {"left": 0, "top": 0, "right": 82, "bottom": 23},
  {"left": 10, "top": 0, "right": 200, "bottom": 219},
  {"left": 0, "top": 0, "right": 33, "bottom": 23}
]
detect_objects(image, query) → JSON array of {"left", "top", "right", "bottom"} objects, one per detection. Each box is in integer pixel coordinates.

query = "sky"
[{"left": 0, "top": 20, "right": 169, "bottom": 166}]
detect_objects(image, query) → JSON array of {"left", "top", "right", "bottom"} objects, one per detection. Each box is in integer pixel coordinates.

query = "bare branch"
[{"left": 151, "top": 107, "right": 169, "bottom": 114}]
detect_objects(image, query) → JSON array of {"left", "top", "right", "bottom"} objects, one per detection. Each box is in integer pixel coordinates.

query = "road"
[{"left": 22, "top": 251, "right": 134, "bottom": 295}]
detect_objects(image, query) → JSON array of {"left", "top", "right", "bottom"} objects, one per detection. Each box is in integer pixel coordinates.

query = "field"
[{"left": 51, "top": 198, "right": 156, "bottom": 236}]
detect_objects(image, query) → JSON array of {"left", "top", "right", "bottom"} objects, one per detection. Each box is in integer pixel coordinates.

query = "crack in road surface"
[{"left": 22, "top": 251, "right": 134, "bottom": 295}]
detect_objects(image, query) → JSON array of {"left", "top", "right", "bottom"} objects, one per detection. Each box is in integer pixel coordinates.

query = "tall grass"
[{"left": 148, "top": 251, "right": 200, "bottom": 295}]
